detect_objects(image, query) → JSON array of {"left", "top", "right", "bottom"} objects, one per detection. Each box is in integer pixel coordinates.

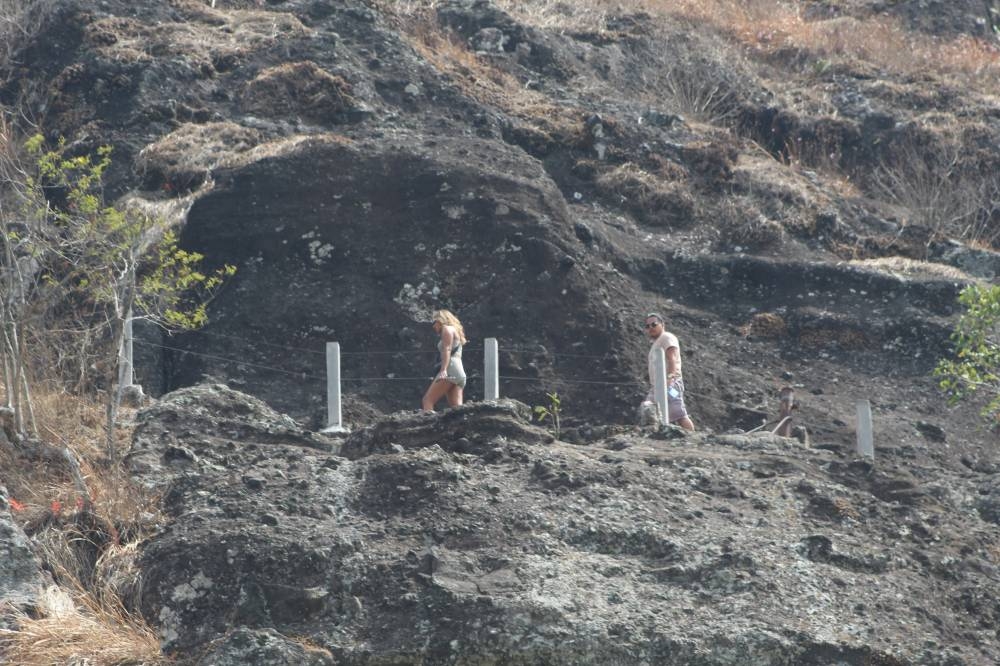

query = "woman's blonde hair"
[{"left": 432, "top": 309, "right": 467, "bottom": 344}]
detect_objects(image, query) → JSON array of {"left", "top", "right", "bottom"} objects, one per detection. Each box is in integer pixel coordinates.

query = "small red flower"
[
  {"left": 51, "top": 500, "right": 62, "bottom": 514},
  {"left": 9, "top": 498, "right": 25, "bottom": 512}
]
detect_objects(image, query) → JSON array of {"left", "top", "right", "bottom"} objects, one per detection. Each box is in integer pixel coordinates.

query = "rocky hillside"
[
  {"left": 2, "top": 0, "right": 1000, "bottom": 663},
  {"left": 1, "top": 0, "right": 997, "bottom": 430},
  {"left": 109, "top": 385, "right": 1000, "bottom": 663}
]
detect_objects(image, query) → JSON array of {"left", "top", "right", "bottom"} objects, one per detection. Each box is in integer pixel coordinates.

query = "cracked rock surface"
[{"left": 132, "top": 384, "right": 999, "bottom": 664}]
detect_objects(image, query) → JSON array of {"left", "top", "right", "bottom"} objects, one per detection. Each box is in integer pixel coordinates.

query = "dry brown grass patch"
[
  {"left": 644, "top": 153, "right": 689, "bottom": 181},
  {"left": 0, "top": 387, "right": 164, "bottom": 664},
  {"left": 0, "top": 579, "right": 164, "bottom": 666},
  {"left": 1, "top": 389, "right": 103, "bottom": 499},
  {"left": 138, "top": 122, "right": 262, "bottom": 191},
  {"left": 664, "top": 2, "right": 1000, "bottom": 89},
  {"left": 484, "top": 0, "right": 1000, "bottom": 90},
  {"left": 832, "top": 496, "right": 861, "bottom": 521},
  {"left": 630, "top": 28, "right": 757, "bottom": 129},
  {"left": 595, "top": 163, "right": 695, "bottom": 227},
  {"left": 216, "top": 133, "right": 355, "bottom": 171},
  {"left": 738, "top": 312, "right": 787, "bottom": 339},
  {"left": 869, "top": 138, "right": 997, "bottom": 245},
  {"left": 492, "top": 0, "right": 618, "bottom": 32},
  {"left": 715, "top": 196, "right": 785, "bottom": 250},
  {"left": 89, "top": 1, "right": 312, "bottom": 70},
  {"left": 389, "top": 5, "right": 580, "bottom": 129},
  {"left": 849, "top": 257, "right": 975, "bottom": 282},
  {"left": 1, "top": 386, "right": 159, "bottom": 532},
  {"left": 242, "top": 61, "right": 357, "bottom": 123},
  {"left": 680, "top": 140, "right": 738, "bottom": 182}
]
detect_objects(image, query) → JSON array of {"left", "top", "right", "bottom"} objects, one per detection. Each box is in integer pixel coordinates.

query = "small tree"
[
  {"left": 935, "top": 284, "right": 1000, "bottom": 423},
  {"left": 1, "top": 132, "right": 234, "bottom": 457},
  {"left": 0, "top": 114, "right": 44, "bottom": 436},
  {"left": 533, "top": 391, "right": 561, "bottom": 439}
]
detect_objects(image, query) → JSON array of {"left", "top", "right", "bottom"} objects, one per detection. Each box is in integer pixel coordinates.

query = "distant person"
[
  {"left": 422, "top": 309, "right": 467, "bottom": 411},
  {"left": 640, "top": 312, "right": 695, "bottom": 430}
]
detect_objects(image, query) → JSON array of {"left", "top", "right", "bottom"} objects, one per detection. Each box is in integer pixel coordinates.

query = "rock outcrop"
[
  {"left": 0, "top": 487, "right": 46, "bottom": 630},
  {"left": 129, "top": 384, "right": 1000, "bottom": 664}
]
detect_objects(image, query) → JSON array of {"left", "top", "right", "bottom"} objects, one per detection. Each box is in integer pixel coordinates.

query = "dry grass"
[
  {"left": 0, "top": 387, "right": 161, "bottom": 559},
  {"left": 411, "top": 24, "right": 556, "bottom": 116},
  {"left": 967, "top": 233, "right": 1000, "bottom": 253},
  {"left": 774, "top": 133, "right": 850, "bottom": 183},
  {"left": 698, "top": 4, "right": 998, "bottom": 81},
  {"left": 138, "top": 122, "right": 262, "bottom": 192},
  {"left": 738, "top": 149, "right": 860, "bottom": 230},
  {"left": 714, "top": 195, "right": 785, "bottom": 249},
  {"left": 870, "top": 139, "right": 998, "bottom": 245},
  {"left": 382, "top": 3, "right": 581, "bottom": 131},
  {"left": 241, "top": 61, "right": 357, "bottom": 123},
  {"left": 849, "top": 257, "right": 976, "bottom": 282},
  {"left": 595, "top": 163, "right": 695, "bottom": 227},
  {"left": 0, "top": 574, "right": 164, "bottom": 666},
  {"left": 628, "top": 26, "right": 756, "bottom": 129},
  {"left": 0, "top": 387, "right": 165, "bottom": 665},
  {"left": 832, "top": 496, "right": 861, "bottom": 521},
  {"left": 2, "top": 389, "right": 136, "bottom": 501},
  {"left": 464, "top": 0, "right": 1000, "bottom": 90},
  {"left": 216, "top": 132, "right": 354, "bottom": 171},
  {"left": 85, "top": 1, "right": 312, "bottom": 68},
  {"left": 657, "top": 60, "right": 740, "bottom": 126},
  {"left": 738, "top": 312, "right": 787, "bottom": 339}
]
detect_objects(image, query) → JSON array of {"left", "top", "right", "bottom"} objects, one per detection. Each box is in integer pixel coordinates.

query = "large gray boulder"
[{"left": 0, "top": 486, "right": 46, "bottom": 630}]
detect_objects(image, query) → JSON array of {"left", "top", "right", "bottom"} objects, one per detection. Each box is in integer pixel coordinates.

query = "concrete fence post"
[
  {"left": 856, "top": 399, "right": 874, "bottom": 459},
  {"left": 653, "top": 347, "right": 668, "bottom": 426},
  {"left": 774, "top": 386, "right": 795, "bottom": 436},
  {"left": 485, "top": 337, "right": 499, "bottom": 401},
  {"left": 322, "top": 342, "right": 347, "bottom": 433}
]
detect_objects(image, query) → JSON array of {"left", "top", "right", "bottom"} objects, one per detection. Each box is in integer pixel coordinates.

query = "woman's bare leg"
[
  {"left": 673, "top": 416, "right": 695, "bottom": 431},
  {"left": 422, "top": 380, "right": 450, "bottom": 411},
  {"left": 446, "top": 384, "right": 463, "bottom": 407}
]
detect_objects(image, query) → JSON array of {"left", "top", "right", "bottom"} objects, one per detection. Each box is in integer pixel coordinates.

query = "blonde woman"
[{"left": 421, "top": 310, "right": 467, "bottom": 411}]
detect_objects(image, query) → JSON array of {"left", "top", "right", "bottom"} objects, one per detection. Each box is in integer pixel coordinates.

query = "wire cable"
[
  {"left": 136, "top": 338, "right": 847, "bottom": 436},
  {"left": 502, "top": 348, "right": 616, "bottom": 359},
  {"left": 182, "top": 328, "right": 328, "bottom": 356},
  {"left": 136, "top": 340, "right": 449, "bottom": 383},
  {"left": 172, "top": 328, "right": 614, "bottom": 360},
  {"left": 135, "top": 340, "right": 326, "bottom": 380},
  {"left": 500, "top": 375, "right": 643, "bottom": 387}
]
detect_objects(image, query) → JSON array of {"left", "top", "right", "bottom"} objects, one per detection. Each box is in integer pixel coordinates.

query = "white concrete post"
[
  {"left": 856, "top": 400, "right": 874, "bottom": 459},
  {"left": 484, "top": 337, "right": 499, "bottom": 401},
  {"left": 322, "top": 342, "right": 347, "bottom": 433},
  {"left": 653, "top": 347, "right": 668, "bottom": 426},
  {"left": 118, "top": 309, "right": 134, "bottom": 388}
]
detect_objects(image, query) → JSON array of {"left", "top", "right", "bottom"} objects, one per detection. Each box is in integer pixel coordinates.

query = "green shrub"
[{"left": 935, "top": 284, "right": 1000, "bottom": 423}]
